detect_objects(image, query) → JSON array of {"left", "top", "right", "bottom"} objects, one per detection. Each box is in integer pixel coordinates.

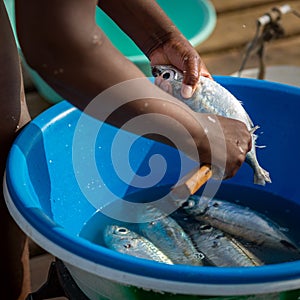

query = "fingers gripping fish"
[{"left": 152, "top": 65, "right": 271, "bottom": 186}]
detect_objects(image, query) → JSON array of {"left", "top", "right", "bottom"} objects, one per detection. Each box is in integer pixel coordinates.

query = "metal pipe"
[{"left": 258, "top": 4, "right": 292, "bottom": 26}]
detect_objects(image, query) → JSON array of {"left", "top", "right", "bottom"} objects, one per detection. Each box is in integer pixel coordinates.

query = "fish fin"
[
  {"left": 250, "top": 125, "right": 260, "bottom": 134},
  {"left": 254, "top": 167, "right": 272, "bottom": 185},
  {"left": 252, "top": 133, "right": 258, "bottom": 142}
]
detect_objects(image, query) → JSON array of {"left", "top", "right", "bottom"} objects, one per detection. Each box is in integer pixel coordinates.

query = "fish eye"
[
  {"left": 200, "top": 224, "right": 213, "bottom": 232},
  {"left": 116, "top": 227, "right": 129, "bottom": 235},
  {"left": 162, "top": 72, "right": 171, "bottom": 79},
  {"left": 182, "top": 199, "right": 196, "bottom": 209},
  {"left": 162, "top": 70, "right": 175, "bottom": 80}
]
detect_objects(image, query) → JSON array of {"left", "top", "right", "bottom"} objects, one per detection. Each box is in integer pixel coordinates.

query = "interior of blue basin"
[
  {"left": 3, "top": 0, "right": 216, "bottom": 104},
  {"left": 4, "top": 76, "right": 300, "bottom": 299}
]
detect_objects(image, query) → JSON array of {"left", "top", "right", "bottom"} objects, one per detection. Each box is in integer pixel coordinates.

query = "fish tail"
[{"left": 254, "top": 166, "right": 272, "bottom": 186}]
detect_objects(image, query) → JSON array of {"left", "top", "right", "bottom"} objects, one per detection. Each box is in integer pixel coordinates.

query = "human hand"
[
  {"left": 148, "top": 33, "right": 213, "bottom": 99},
  {"left": 196, "top": 114, "right": 252, "bottom": 180}
]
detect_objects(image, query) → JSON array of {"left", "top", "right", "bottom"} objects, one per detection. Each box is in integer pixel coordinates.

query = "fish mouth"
[{"left": 151, "top": 66, "right": 162, "bottom": 77}]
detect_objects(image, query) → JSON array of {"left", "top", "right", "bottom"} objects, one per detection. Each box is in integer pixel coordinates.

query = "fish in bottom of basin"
[
  {"left": 182, "top": 221, "right": 263, "bottom": 267},
  {"left": 183, "top": 195, "right": 299, "bottom": 253},
  {"left": 152, "top": 64, "right": 271, "bottom": 186},
  {"left": 104, "top": 225, "right": 173, "bottom": 265},
  {"left": 138, "top": 204, "right": 205, "bottom": 266}
]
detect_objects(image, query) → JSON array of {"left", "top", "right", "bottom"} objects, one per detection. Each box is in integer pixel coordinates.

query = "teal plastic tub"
[
  {"left": 95, "top": 0, "right": 216, "bottom": 76},
  {"left": 4, "top": 76, "right": 300, "bottom": 299},
  {"left": 4, "top": 0, "right": 216, "bottom": 103}
]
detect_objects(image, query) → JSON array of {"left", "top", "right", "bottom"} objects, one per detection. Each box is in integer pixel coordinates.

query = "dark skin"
[
  {"left": 0, "top": 0, "right": 251, "bottom": 298},
  {"left": 0, "top": 1, "right": 31, "bottom": 299}
]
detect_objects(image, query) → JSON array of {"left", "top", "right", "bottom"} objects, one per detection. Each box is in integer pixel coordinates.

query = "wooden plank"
[
  {"left": 198, "top": 0, "right": 300, "bottom": 54},
  {"left": 210, "top": 0, "right": 296, "bottom": 14},
  {"left": 201, "top": 35, "right": 300, "bottom": 76}
]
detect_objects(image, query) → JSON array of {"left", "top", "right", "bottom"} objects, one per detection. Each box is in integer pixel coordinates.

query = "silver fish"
[
  {"left": 104, "top": 225, "right": 173, "bottom": 264},
  {"left": 152, "top": 65, "right": 271, "bottom": 186},
  {"left": 184, "top": 195, "right": 299, "bottom": 252},
  {"left": 182, "top": 221, "right": 263, "bottom": 267},
  {"left": 139, "top": 205, "right": 204, "bottom": 265}
]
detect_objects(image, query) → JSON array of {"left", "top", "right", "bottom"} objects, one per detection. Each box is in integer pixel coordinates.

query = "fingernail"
[{"left": 181, "top": 84, "right": 193, "bottom": 98}]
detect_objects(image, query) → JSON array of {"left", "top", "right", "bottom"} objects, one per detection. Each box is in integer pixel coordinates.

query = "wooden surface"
[
  {"left": 25, "top": 0, "right": 300, "bottom": 296},
  {"left": 200, "top": 0, "right": 300, "bottom": 75}
]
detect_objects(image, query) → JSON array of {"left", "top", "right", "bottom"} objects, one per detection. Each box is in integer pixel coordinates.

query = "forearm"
[
  {"left": 98, "top": 0, "right": 183, "bottom": 58},
  {"left": 86, "top": 78, "right": 210, "bottom": 162}
]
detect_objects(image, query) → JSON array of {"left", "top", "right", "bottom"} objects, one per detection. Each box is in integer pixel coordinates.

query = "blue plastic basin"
[{"left": 4, "top": 76, "right": 300, "bottom": 299}]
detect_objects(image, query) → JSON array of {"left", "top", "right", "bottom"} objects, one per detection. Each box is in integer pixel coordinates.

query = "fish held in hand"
[
  {"left": 104, "top": 225, "right": 173, "bottom": 264},
  {"left": 152, "top": 65, "right": 271, "bottom": 186}
]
